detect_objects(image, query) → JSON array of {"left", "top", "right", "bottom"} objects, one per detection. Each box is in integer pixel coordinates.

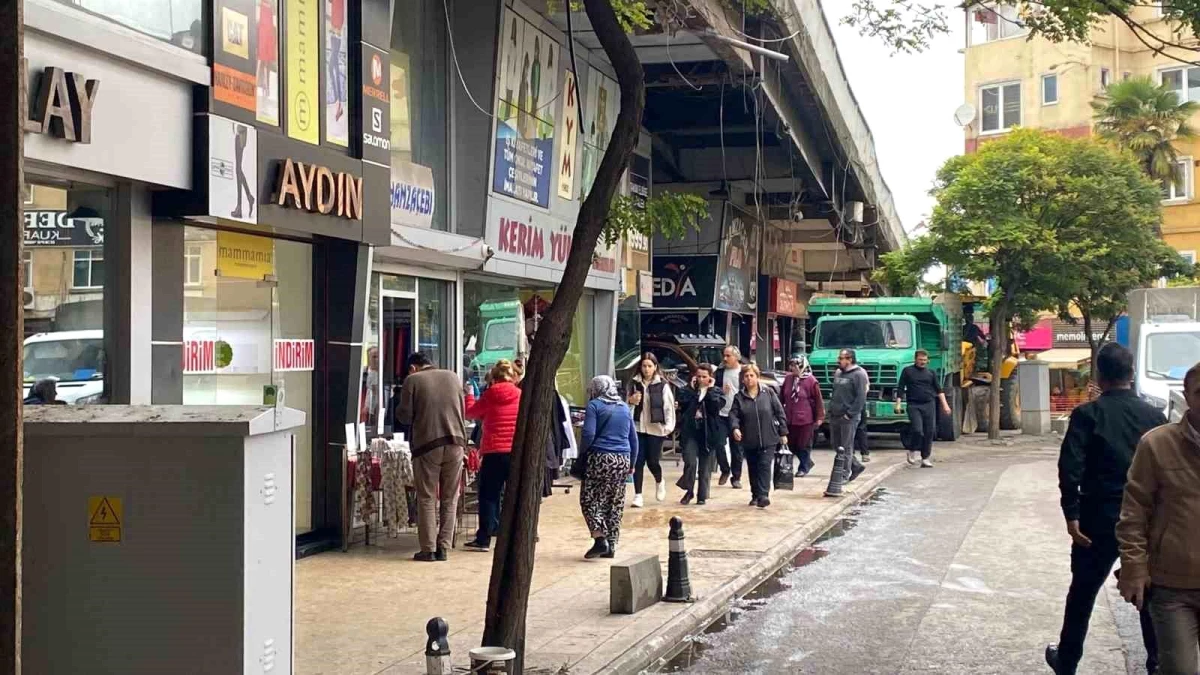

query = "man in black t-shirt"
[{"left": 895, "top": 350, "right": 951, "bottom": 467}]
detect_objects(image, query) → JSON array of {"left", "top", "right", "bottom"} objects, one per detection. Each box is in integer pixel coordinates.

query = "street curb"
[{"left": 591, "top": 461, "right": 907, "bottom": 675}]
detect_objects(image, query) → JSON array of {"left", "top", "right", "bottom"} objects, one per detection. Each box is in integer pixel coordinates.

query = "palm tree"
[{"left": 1092, "top": 76, "right": 1199, "bottom": 183}]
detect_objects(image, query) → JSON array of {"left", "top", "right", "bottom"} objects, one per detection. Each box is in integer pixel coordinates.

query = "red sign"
[
  {"left": 274, "top": 339, "right": 315, "bottom": 372},
  {"left": 496, "top": 216, "right": 616, "bottom": 272},
  {"left": 769, "top": 278, "right": 801, "bottom": 317},
  {"left": 182, "top": 339, "right": 215, "bottom": 374}
]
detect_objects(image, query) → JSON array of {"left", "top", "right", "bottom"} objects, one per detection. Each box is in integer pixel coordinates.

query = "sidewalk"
[{"left": 295, "top": 441, "right": 984, "bottom": 675}]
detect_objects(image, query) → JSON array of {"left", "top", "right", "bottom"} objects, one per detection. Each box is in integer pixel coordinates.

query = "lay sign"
[
  {"left": 183, "top": 339, "right": 216, "bottom": 374},
  {"left": 274, "top": 339, "right": 315, "bottom": 372}
]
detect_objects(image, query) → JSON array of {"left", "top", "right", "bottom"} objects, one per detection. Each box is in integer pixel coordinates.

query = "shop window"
[
  {"left": 185, "top": 244, "right": 203, "bottom": 286},
  {"left": 463, "top": 279, "right": 593, "bottom": 405},
  {"left": 391, "top": 0, "right": 450, "bottom": 230},
  {"left": 72, "top": 249, "right": 104, "bottom": 289},
  {"left": 50, "top": 0, "right": 206, "bottom": 54},
  {"left": 22, "top": 250, "right": 32, "bottom": 293}
]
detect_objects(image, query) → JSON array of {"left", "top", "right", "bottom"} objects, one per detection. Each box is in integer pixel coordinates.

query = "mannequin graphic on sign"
[
  {"left": 518, "top": 53, "right": 530, "bottom": 135},
  {"left": 232, "top": 123, "right": 255, "bottom": 219},
  {"left": 530, "top": 37, "right": 541, "bottom": 138}
]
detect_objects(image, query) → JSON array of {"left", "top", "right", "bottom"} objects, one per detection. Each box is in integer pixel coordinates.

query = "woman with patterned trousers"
[{"left": 579, "top": 375, "right": 639, "bottom": 560}]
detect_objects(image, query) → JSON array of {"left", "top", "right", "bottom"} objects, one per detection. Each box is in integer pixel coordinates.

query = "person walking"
[
  {"left": 782, "top": 355, "right": 824, "bottom": 477},
  {"left": 1116, "top": 361, "right": 1200, "bottom": 675},
  {"left": 1045, "top": 343, "right": 1163, "bottom": 675},
  {"left": 731, "top": 364, "right": 788, "bottom": 508},
  {"left": 396, "top": 352, "right": 469, "bottom": 562},
  {"left": 579, "top": 375, "right": 638, "bottom": 560},
  {"left": 825, "top": 348, "right": 868, "bottom": 497},
  {"left": 675, "top": 364, "right": 725, "bottom": 505},
  {"left": 23, "top": 379, "right": 63, "bottom": 405},
  {"left": 627, "top": 353, "right": 676, "bottom": 508},
  {"left": 715, "top": 344, "right": 746, "bottom": 489},
  {"left": 895, "top": 349, "right": 952, "bottom": 468},
  {"left": 462, "top": 360, "right": 522, "bottom": 553}
]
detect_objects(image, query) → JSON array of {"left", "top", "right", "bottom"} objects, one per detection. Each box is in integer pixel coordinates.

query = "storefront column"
[
  {"left": 104, "top": 183, "right": 154, "bottom": 404},
  {"left": 150, "top": 222, "right": 184, "bottom": 404},
  {"left": 312, "top": 238, "right": 371, "bottom": 537}
]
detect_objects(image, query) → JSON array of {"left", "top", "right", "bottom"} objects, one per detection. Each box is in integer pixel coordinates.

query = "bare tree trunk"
[
  {"left": 480, "top": 1, "right": 644, "bottom": 671},
  {"left": 988, "top": 308, "right": 1006, "bottom": 441},
  {"left": 0, "top": 1, "right": 24, "bottom": 671},
  {"left": 1083, "top": 311, "right": 1098, "bottom": 365}
]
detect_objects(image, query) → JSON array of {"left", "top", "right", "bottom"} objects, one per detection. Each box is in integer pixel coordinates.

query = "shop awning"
[{"left": 1036, "top": 348, "right": 1092, "bottom": 370}]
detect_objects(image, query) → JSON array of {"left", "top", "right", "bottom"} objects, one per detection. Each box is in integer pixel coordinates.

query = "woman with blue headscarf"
[{"left": 579, "top": 375, "right": 638, "bottom": 560}]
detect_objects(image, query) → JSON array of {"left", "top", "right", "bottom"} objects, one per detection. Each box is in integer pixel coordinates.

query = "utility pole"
[{"left": 0, "top": 0, "right": 24, "bottom": 671}]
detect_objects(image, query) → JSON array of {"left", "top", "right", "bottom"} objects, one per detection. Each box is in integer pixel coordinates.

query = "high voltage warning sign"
[{"left": 88, "top": 496, "right": 122, "bottom": 543}]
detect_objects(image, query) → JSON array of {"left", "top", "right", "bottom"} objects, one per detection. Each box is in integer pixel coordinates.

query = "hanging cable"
[
  {"left": 565, "top": 4, "right": 585, "bottom": 129},
  {"left": 667, "top": 33, "right": 703, "bottom": 91},
  {"left": 442, "top": 0, "right": 494, "bottom": 117}
]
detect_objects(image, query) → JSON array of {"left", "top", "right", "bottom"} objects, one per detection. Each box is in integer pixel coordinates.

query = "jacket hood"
[
  {"left": 841, "top": 364, "right": 864, "bottom": 374},
  {"left": 489, "top": 381, "right": 522, "bottom": 404}
]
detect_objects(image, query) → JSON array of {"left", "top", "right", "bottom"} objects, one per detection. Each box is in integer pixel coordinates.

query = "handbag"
[{"left": 773, "top": 442, "right": 795, "bottom": 491}]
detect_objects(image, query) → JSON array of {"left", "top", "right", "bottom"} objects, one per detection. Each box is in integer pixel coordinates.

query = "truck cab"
[
  {"left": 807, "top": 295, "right": 963, "bottom": 441},
  {"left": 1125, "top": 287, "right": 1200, "bottom": 412}
]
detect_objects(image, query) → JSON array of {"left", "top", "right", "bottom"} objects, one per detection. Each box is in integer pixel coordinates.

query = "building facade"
[{"left": 963, "top": 3, "right": 1200, "bottom": 258}]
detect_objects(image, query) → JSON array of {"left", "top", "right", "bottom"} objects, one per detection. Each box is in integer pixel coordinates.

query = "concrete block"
[
  {"left": 610, "top": 554, "right": 663, "bottom": 615},
  {"left": 1021, "top": 409, "right": 1052, "bottom": 435},
  {"left": 1051, "top": 416, "right": 1070, "bottom": 434}
]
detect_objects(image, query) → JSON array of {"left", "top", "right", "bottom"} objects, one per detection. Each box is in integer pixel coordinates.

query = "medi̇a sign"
[{"left": 23, "top": 62, "right": 99, "bottom": 143}]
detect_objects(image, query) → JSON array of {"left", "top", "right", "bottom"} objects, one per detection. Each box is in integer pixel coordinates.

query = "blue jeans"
[{"left": 474, "top": 453, "right": 511, "bottom": 545}]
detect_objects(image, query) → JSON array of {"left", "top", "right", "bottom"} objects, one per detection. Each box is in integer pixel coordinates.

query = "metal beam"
[{"left": 650, "top": 134, "right": 686, "bottom": 182}]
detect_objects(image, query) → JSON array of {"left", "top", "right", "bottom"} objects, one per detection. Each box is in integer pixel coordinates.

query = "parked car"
[
  {"left": 617, "top": 334, "right": 780, "bottom": 393},
  {"left": 22, "top": 330, "right": 106, "bottom": 405}
]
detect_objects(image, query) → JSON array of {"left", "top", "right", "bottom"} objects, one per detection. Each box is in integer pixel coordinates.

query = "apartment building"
[{"left": 963, "top": 3, "right": 1200, "bottom": 261}]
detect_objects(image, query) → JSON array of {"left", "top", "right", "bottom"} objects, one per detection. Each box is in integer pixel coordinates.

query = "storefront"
[
  {"left": 758, "top": 221, "right": 806, "bottom": 371},
  {"left": 713, "top": 204, "right": 762, "bottom": 355}
]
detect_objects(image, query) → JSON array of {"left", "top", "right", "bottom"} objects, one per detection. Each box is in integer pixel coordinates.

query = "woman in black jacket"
[
  {"left": 674, "top": 364, "right": 726, "bottom": 505},
  {"left": 731, "top": 364, "right": 788, "bottom": 508}
]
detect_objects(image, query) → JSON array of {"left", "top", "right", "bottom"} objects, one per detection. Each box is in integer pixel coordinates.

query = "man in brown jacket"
[
  {"left": 1118, "top": 362, "right": 1200, "bottom": 674},
  {"left": 397, "top": 351, "right": 469, "bottom": 562}
]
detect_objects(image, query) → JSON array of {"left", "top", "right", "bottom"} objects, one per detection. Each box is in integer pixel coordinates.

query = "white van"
[{"left": 23, "top": 330, "right": 105, "bottom": 405}]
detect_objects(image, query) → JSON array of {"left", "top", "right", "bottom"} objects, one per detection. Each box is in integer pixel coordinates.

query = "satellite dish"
[{"left": 953, "top": 103, "right": 977, "bottom": 127}]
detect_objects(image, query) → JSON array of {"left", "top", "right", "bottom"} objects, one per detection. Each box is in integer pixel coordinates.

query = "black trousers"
[
  {"left": 474, "top": 453, "right": 511, "bottom": 546},
  {"left": 676, "top": 437, "right": 715, "bottom": 501},
  {"left": 743, "top": 445, "right": 775, "bottom": 500},
  {"left": 855, "top": 414, "right": 870, "bottom": 454},
  {"left": 1057, "top": 520, "right": 1158, "bottom": 674},
  {"left": 634, "top": 433, "right": 665, "bottom": 493},
  {"left": 716, "top": 416, "right": 744, "bottom": 480},
  {"left": 907, "top": 401, "right": 936, "bottom": 459}
]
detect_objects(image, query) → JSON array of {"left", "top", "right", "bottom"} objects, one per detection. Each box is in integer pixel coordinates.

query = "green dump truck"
[{"left": 807, "top": 294, "right": 964, "bottom": 442}]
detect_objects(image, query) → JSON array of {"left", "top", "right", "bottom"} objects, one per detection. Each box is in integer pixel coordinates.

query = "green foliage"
[
  {"left": 548, "top": 0, "right": 652, "bottom": 32},
  {"left": 879, "top": 129, "right": 1175, "bottom": 344},
  {"left": 602, "top": 192, "right": 709, "bottom": 247},
  {"left": 1093, "top": 76, "right": 1200, "bottom": 184},
  {"left": 842, "top": 1, "right": 1200, "bottom": 54}
]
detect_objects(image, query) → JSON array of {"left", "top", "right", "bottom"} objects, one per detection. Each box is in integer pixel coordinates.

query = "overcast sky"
[{"left": 826, "top": 6, "right": 967, "bottom": 233}]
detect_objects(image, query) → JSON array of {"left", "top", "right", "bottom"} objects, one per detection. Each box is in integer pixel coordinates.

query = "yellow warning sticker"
[{"left": 88, "top": 496, "right": 122, "bottom": 543}]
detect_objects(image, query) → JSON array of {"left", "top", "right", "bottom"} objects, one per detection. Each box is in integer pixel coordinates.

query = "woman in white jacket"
[{"left": 627, "top": 353, "right": 676, "bottom": 507}]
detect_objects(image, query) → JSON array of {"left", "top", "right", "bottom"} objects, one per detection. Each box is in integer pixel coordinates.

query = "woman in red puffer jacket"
[{"left": 463, "top": 359, "right": 522, "bottom": 551}]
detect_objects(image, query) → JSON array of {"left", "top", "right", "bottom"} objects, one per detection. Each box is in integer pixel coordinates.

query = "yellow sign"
[
  {"left": 286, "top": 0, "right": 319, "bottom": 144},
  {"left": 216, "top": 231, "right": 275, "bottom": 280},
  {"left": 88, "top": 496, "right": 122, "bottom": 543},
  {"left": 221, "top": 8, "right": 250, "bottom": 60}
]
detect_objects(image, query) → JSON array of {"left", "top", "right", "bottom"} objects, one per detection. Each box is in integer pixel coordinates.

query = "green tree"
[
  {"left": 1092, "top": 76, "right": 1200, "bottom": 184},
  {"left": 878, "top": 130, "right": 1140, "bottom": 437}
]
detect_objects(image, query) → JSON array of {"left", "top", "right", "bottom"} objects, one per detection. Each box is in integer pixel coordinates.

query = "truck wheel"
[
  {"left": 937, "top": 381, "right": 962, "bottom": 442},
  {"left": 999, "top": 370, "right": 1022, "bottom": 431}
]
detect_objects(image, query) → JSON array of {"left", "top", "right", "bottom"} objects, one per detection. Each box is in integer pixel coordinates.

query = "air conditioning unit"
[{"left": 23, "top": 290, "right": 34, "bottom": 310}]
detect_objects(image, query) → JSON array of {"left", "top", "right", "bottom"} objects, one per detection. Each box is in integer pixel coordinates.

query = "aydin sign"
[{"left": 275, "top": 158, "right": 363, "bottom": 219}]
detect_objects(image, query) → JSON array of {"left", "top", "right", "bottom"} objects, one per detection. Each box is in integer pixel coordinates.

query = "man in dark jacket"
[
  {"left": 1046, "top": 342, "right": 1163, "bottom": 675},
  {"left": 895, "top": 349, "right": 952, "bottom": 468},
  {"left": 825, "top": 349, "right": 868, "bottom": 497}
]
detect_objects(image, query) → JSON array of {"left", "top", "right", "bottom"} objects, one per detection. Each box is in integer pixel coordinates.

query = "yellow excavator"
[{"left": 960, "top": 296, "right": 1021, "bottom": 431}]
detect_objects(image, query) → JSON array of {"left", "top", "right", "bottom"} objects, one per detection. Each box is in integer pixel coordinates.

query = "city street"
[{"left": 669, "top": 441, "right": 1149, "bottom": 675}]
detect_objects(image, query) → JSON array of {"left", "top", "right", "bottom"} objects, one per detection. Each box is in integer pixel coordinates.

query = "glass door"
[{"left": 378, "top": 291, "right": 418, "bottom": 437}]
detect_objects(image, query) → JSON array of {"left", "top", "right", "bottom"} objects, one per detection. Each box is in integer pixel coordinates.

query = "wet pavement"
[{"left": 665, "top": 443, "right": 1142, "bottom": 674}]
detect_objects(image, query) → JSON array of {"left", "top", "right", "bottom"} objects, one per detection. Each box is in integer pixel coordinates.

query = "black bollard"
[
  {"left": 824, "top": 446, "right": 847, "bottom": 497},
  {"left": 663, "top": 516, "right": 695, "bottom": 603},
  {"left": 425, "top": 617, "right": 451, "bottom": 675}
]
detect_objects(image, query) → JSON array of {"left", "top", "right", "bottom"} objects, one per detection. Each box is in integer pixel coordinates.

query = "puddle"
[{"left": 656, "top": 489, "right": 887, "bottom": 672}]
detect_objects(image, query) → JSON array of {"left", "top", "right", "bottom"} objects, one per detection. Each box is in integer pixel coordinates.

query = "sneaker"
[
  {"left": 921, "top": 458, "right": 934, "bottom": 468},
  {"left": 861, "top": 453, "right": 872, "bottom": 464},
  {"left": 680, "top": 491, "right": 694, "bottom": 505},
  {"left": 907, "top": 450, "right": 920, "bottom": 465},
  {"left": 697, "top": 498, "right": 707, "bottom": 505},
  {"left": 413, "top": 551, "right": 438, "bottom": 562},
  {"left": 757, "top": 498, "right": 770, "bottom": 508},
  {"left": 655, "top": 481, "right": 666, "bottom": 502},
  {"left": 584, "top": 539, "right": 611, "bottom": 560},
  {"left": 463, "top": 540, "right": 489, "bottom": 553},
  {"left": 631, "top": 493, "right": 644, "bottom": 508},
  {"left": 1045, "top": 645, "right": 1062, "bottom": 674},
  {"left": 849, "top": 464, "right": 866, "bottom": 483},
  {"left": 435, "top": 548, "right": 448, "bottom": 561},
  {"left": 719, "top": 472, "right": 730, "bottom": 486},
  {"left": 731, "top": 479, "right": 743, "bottom": 490}
]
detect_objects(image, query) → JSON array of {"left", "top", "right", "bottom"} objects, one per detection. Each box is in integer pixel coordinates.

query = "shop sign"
[
  {"left": 714, "top": 205, "right": 761, "bottom": 315},
  {"left": 762, "top": 224, "right": 787, "bottom": 278},
  {"left": 208, "top": 115, "right": 258, "bottom": 226},
  {"left": 580, "top": 66, "right": 618, "bottom": 200},
  {"left": 182, "top": 339, "right": 217, "bottom": 374},
  {"left": 23, "top": 210, "right": 104, "bottom": 247},
  {"left": 275, "top": 157, "right": 363, "bottom": 219},
  {"left": 784, "top": 244, "right": 805, "bottom": 281},
  {"left": 360, "top": 43, "right": 391, "bottom": 166},
  {"left": 637, "top": 269, "right": 654, "bottom": 309},
  {"left": 1053, "top": 319, "right": 1109, "bottom": 348},
  {"left": 324, "top": 0, "right": 349, "bottom": 147},
  {"left": 390, "top": 160, "right": 435, "bottom": 229},
  {"left": 285, "top": 0, "right": 320, "bottom": 145},
  {"left": 487, "top": 200, "right": 618, "bottom": 276},
  {"left": 770, "top": 278, "right": 801, "bottom": 317},
  {"left": 629, "top": 154, "right": 650, "bottom": 211},
  {"left": 652, "top": 255, "right": 718, "bottom": 309},
  {"left": 492, "top": 11, "right": 558, "bottom": 208},
  {"left": 274, "top": 339, "right": 315, "bottom": 371},
  {"left": 214, "top": 1, "right": 256, "bottom": 113},
  {"left": 1013, "top": 318, "right": 1052, "bottom": 351},
  {"left": 23, "top": 63, "right": 100, "bottom": 144},
  {"left": 216, "top": 230, "right": 274, "bottom": 280},
  {"left": 556, "top": 71, "right": 578, "bottom": 200}
]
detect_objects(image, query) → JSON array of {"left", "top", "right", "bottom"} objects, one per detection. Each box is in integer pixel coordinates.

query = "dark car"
[{"left": 616, "top": 335, "right": 781, "bottom": 393}]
